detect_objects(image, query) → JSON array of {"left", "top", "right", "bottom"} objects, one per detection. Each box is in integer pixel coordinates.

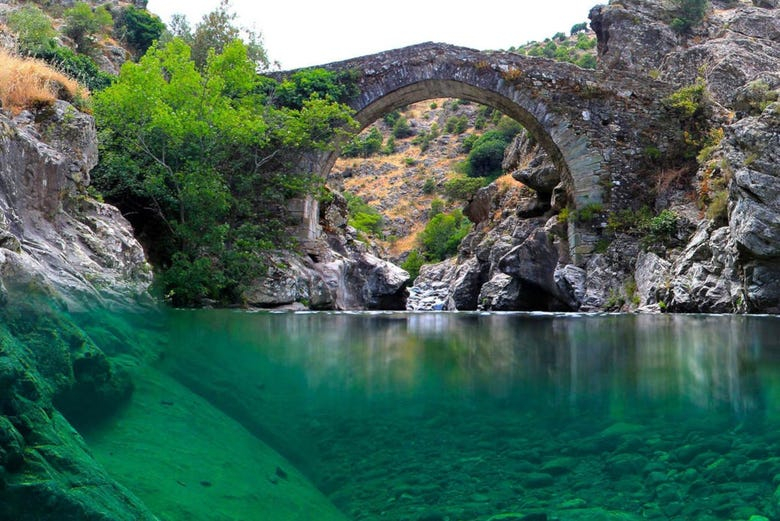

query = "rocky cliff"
[{"left": 411, "top": 0, "right": 780, "bottom": 314}]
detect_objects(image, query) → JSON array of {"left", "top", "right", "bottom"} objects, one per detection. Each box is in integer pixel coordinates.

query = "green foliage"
[
  {"left": 171, "top": 0, "right": 269, "bottom": 69},
  {"left": 443, "top": 176, "right": 489, "bottom": 201},
  {"left": 429, "top": 198, "right": 445, "bottom": 216},
  {"left": 32, "top": 45, "right": 114, "bottom": 91},
  {"left": 419, "top": 209, "right": 472, "bottom": 261},
  {"left": 7, "top": 5, "right": 57, "bottom": 54},
  {"left": 401, "top": 250, "right": 425, "bottom": 283},
  {"left": 422, "top": 177, "right": 437, "bottom": 194},
  {"left": 575, "top": 53, "right": 597, "bottom": 69},
  {"left": 382, "top": 135, "right": 396, "bottom": 155},
  {"left": 463, "top": 123, "right": 521, "bottom": 178},
  {"left": 92, "top": 38, "right": 356, "bottom": 306},
  {"left": 345, "top": 192, "right": 383, "bottom": 236},
  {"left": 570, "top": 22, "right": 588, "bottom": 35},
  {"left": 275, "top": 68, "right": 358, "bottom": 110},
  {"left": 392, "top": 116, "right": 414, "bottom": 139},
  {"left": 63, "top": 2, "right": 113, "bottom": 54},
  {"left": 383, "top": 110, "right": 401, "bottom": 127},
  {"left": 445, "top": 115, "right": 469, "bottom": 134},
  {"left": 607, "top": 206, "right": 678, "bottom": 248},
  {"left": 115, "top": 6, "right": 165, "bottom": 56},
  {"left": 670, "top": 0, "right": 709, "bottom": 33},
  {"left": 705, "top": 189, "right": 729, "bottom": 223},
  {"left": 662, "top": 82, "right": 707, "bottom": 119},
  {"left": 342, "top": 127, "right": 383, "bottom": 157}
]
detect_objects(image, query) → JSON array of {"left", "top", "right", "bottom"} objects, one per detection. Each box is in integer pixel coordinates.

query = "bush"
[
  {"left": 345, "top": 192, "right": 383, "bottom": 235},
  {"left": 467, "top": 139, "right": 506, "bottom": 177},
  {"left": 392, "top": 116, "right": 413, "bottom": 138},
  {"left": 570, "top": 22, "right": 588, "bottom": 35},
  {"left": 342, "top": 127, "right": 383, "bottom": 157},
  {"left": 444, "top": 115, "right": 469, "bottom": 134},
  {"left": 422, "top": 178, "right": 437, "bottom": 194},
  {"left": 63, "top": 2, "right": 113, "bottom": 53},
  {"left": 275, "top": 68, "right": 358, "bottom": 110},
  {"left": 419, "top": 209, "right": 472, "bottom": 261},
  {"left": 6, "top": 5, "right": 57, "bottom": 55},
  {"left": 670, "top": 0, "right": 709, "bottom": 33},
  {"left": 443, "top": 176, "right": 488, "bottom": 201},
  {"left": 429, "top": 198, "right": 445, "bottom": 216},
  {"left": 401, "top": 250, "right": 425, "bottom": 283},
  {"left": 32, "top": 45, "right": 114, "bottom": 91}
]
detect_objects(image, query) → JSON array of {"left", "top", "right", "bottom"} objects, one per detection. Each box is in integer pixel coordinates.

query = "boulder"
[
  {"left": 477, "top": 272, "right": 521, "bottom": 310},
  {"left": 446, "top": 257, "right": 485, "bottom": 310}
]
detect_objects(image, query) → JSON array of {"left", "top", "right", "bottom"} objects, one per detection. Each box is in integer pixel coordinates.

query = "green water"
[{"left": 144, "top": 311, "right": 780, "bottom": 521}]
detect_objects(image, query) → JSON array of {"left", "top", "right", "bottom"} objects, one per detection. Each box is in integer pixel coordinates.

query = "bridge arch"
[
  {"left": 283, "top": 42, "right": 671, "bottom": 262},
  {"left": 317, "top": 43, "right": 609, "bottom": 212}
]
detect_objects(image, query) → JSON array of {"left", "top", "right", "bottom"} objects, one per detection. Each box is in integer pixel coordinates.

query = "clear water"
[{"left": 152, "top": 311, "right": 780, "bottom": 521}]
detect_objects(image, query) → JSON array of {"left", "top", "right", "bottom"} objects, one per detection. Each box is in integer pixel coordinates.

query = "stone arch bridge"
[{"left": 280, "top": 42, "right": 675, "bottom": 262}]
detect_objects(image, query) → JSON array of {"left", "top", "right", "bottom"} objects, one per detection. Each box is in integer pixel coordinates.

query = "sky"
[{"left": 145, "top": 0, "right": 598, "bottom": 70}]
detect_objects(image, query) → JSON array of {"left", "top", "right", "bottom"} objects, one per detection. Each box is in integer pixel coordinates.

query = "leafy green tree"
[
  {"left": 63, "top": 2, "right": 113, "bottom": 54},
  {"left": 172, "top": 0, "right": 269, "bottom": 69},
  {"left": 342, "top": 126, "right": 383, "bottom": 157},
  {"left": 443, "top": 176, "right": 489, "bottom": 201},
  {"left": 570, "top": 22, "right": 588, "bottom": 35},
  {"left": 419, "top": 210, "right": 472, "bottom": 261},
  {"left": 92, "top": 38, "right": 355, "bottom": 306},
  {"left": 7, "top": 5, "right": 57, "bottom": 54},
  {"left": 115, "top": 6, "right": 165, "bottom": 56}
]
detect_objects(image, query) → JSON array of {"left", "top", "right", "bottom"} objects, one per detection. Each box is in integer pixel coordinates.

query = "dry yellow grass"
[{"left": 0, "top": 49, "right": 87, "bottom": 115}]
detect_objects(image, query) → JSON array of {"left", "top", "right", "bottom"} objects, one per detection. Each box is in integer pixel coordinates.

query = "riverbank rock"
[{"left": 0, "top": 102, "right": 152, "bottom": 309}]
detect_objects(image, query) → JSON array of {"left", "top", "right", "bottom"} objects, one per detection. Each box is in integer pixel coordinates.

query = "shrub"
[
  {"left": 6, "top": 5, "right": 57, "bottom": 55},
  {"left": 419, "top": 209, "right": 472, "bottom": 261},
  {"left": 383, "top": 110, "right": 401, "bottom": 126},
  {"left": 401, "top": 250, "right": 425, "bottom": 283},
  {"left": 345, "top": 192, "right": 383, "bottom": 235},
  {"left": 445, "top": 115, "right": 469, "bottom": 134},
  {"left": 443, "top": 176, "right": 489, "bottom": 201},
  {"left": 670, "top": 0, "right": 709, "bottom": 33},
  {"left": 422, "top": 178, "right": 436, "bottom": 194},
  {"left": 342, "top": 126, "right": 383, "bottom": 157},
  {"left": 32, "top": 45, "right": 113, "bottom": 91},
  {"left": 382, "top": 135, "right": 396, "bottom": 154},
  {"left": 429, "top": 198, "right": 445, "bottom": 216},
  {"left": 576, "top": 54, "right": 597, "bottom": 69},
  {"left": 392, "top": 116, "right": 413, "bottom": 138},
  {"left": 467, "top": 139, "right": 507, "bottom": 177},
  {"left": 0, "top": 50, "right": 87, "bottom": 114},
  {"left": 63, "top": 2, "right": 113, "bottom": 53}
]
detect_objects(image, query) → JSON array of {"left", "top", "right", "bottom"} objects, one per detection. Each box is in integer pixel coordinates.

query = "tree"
[
  {"left": 570, "top": 22, "right": 588, "bottom": 35},
  {"left": 176, "top": 0, "right": 269, "bottom": 69},
  {"left": 92, "top": 38, "right": 356, "bottom": 306},
  {"left": 115, "top": 6, "right": 165, "bottom": 56}
]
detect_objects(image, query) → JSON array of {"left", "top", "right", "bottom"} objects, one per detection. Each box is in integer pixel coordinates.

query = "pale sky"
[{"left": 145, "top": 0, "right": 599, "bottom": 70}]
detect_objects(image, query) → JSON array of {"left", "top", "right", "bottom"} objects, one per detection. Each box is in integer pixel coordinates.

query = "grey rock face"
[
  {"left": 0, "top": 102, "right": 151, "bottom": 309},
  {"left": 665, "top": 224, "right": 743, "bottom": 312},
  {"left": 635, "top": 251, "right": 671, "bottom": 307},
  {"left": 504, "top": 134, "right": 560, "bottom": 196}
]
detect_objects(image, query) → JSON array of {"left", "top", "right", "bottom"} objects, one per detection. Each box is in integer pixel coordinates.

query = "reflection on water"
[{"left": 163, "top": 312, "right": 780, "bottom": 520}]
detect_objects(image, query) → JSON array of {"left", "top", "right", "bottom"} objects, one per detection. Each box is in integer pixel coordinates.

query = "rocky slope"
[{"left": 411, "top": 0, "right": 780, "bottom": 313}]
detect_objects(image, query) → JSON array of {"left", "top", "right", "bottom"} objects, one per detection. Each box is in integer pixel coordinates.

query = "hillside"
[{"left": 329, "top": 99, "right": 525, "bottom": 263}]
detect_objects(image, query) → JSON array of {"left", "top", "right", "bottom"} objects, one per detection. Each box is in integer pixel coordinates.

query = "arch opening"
[{"left": 321, "top": 79, "right": 577, "bottom": 205}]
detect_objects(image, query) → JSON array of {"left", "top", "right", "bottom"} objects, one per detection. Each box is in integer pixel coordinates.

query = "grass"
[{"left": 0, "top": 49, "right": 87, "bottom": 115}]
